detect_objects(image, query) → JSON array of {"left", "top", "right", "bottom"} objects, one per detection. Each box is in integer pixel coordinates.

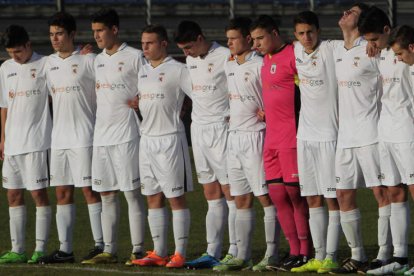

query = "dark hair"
[
  {"left": 352, "top": 2, "right": 370, "bottom": 14},
  {"left": 142, "top": 24, "right": 169, "bottom": 42},
  {"left": 389, "top": 25, "right": 414, "bottom": 49},
  {"left": 174, "top": 20, "right": 203, "bottom": 43},
  {"left": 91, "top": 8, "right": 119, "bottom": 29},
  {"left": 250, "top": 15, "right": 280, "bottom": 34},
  {"left": 358, "top": 6, "right": 390, "bottom": 35},
  {"left": 3, "top": 25, "right": 29, "bottom": 48},
  {"left": 294, "top": 11, "right": 319, "bottom": 30},
  {"left": 225, "top": 17, "right": 252, "bottom": 38},
  {"left": 48, "top": 11, "right": 77, "bottom": 34}
]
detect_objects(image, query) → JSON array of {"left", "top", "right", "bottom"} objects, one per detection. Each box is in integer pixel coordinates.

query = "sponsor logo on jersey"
[
  {"left": 7, "top": 72, "right": 17, "bottom": 78},
  {"left": 50, "top": 66, "right": 59, "bottom": 71},
  {"left": 139, "top": 92, "right": 165, "bottom": 100},
  {"left": 192, "top": 84, "right": 217, "bottom": 93},
  {"left": 382, "top": 77, "right": 400, "bottom": 85},
  {"left": 229, "top": 93, "right": 256, "bottom": 102},
  {"left": 31, "top": 68, "right": 37, "bottom": 79},
  {"left": 72, "top": 64, "right": 78, "bottom": 74},
  {"left": 158, "top": 72, "right": 165, "bottom": 82},
  {"left": 207, "top": 63, "right": 214, "bottom": 73},
  {"left": 51, "top": 85, "right": 81, "bottom": 94},
  {"left": 337, "top": 80, "right": 362, "bottom": 88},
  {"left": 299, "top": 78, "right": 324, "bottom": 86},
  {"left": 95, "top": 81, "right": 126, "bottom": 90},
  {"left": 8, "top": 88, "right": 41, "bottom": 98},
  {"left": 118, "top": 61, "right": 125, "bottom": 72},
  {"left": 353, "top": 56, "right": 360, "bottom": 67},
  {"left": 270, "top": 63, "right": 276, "bottom": 74}
]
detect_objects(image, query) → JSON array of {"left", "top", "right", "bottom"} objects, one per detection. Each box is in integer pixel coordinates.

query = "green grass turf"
[{"left": 0, "top": 153, "right": 414, "bottom": 275}]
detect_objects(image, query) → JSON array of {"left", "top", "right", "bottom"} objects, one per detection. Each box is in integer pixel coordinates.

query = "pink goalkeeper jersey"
[{"left": 261, "top": 44, "right": 299, "bottom": 149}]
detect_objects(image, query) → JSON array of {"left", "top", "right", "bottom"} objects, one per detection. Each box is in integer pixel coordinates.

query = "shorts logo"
[
  {"left": 140, "top": 183, "right": 145, "bottom": 190},
  {"left": 378, "top": 173, "right": 385, "bottom": 180},
  {"left": 189, "top": 65, "right": 197, "bottom": 69},
  {"left": 132, "top": 178, "right": 140, "bottom": 184},
  {"left": 97, "top": 64, "right": 105, "bottom": 68},
  {"left": 270, "top": 63, "right": 276, "bottom": 74},
  {"left": 327, "top": 187, "right": 336, "bottom": 192},
  {"left": 172, "top": 186, "right": 183, "bottom": 192},
  {"left": 83, "top": 176, "right": 92, "bottom": 181},
  {"left": 50, "top": 175, "right": 54, "bottom": 181},
  {"left": 2, "top": 177, "right": 8, "bottom": 183},
  {"left": 336, "top": 177, "right": 340, "bottom": 183},
  {"left": 93, "top": 179, "right": 101, "bottom": 185},
  {"left": 36, "top": 178, "right": 48, "bottom": 183},
  {"left": 410, "top": 173, "right": 414, "bottom": 179}
]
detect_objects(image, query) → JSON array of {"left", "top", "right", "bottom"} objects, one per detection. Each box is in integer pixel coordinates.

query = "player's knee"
[
  {"left": 82, "top": 186, "right": 100, "bottom": 203},
  {"left": 31, "top": 189, "right": 50, "bottom": 206},
  {"left": 7, "top": 189, "right": 25, "bottom": 206}
]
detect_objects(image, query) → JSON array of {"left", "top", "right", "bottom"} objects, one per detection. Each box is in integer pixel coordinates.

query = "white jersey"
[
  {"left": 93, "top": 43, "right": 143, "bottom": 146},
  {"left": 378, "top": 48, "right": 414, "bottom": 143},
  {"left": 295, "top": 40, "right": 339, "bottom": 142},
  {"left": 0, "top": 52, "right": 52, "bottom": 155},
  {"left": 186, "top": 41, "right": 230, "bottom": 125},
  {"left": 46, "top": 50, "right": 96, "bottom": 149},
  {"left": 138, "top": 56, "right": 192, "bottom": 136},
  {"left": 333, "top": 38, "right": 381, "bottom": 148},
  {"left": 224, "top": 51, "right": 265, "bottom": 132}
]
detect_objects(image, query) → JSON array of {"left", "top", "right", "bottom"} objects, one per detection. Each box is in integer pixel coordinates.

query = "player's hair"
[
  {"left": 358, "top": 6, "right": 390, "bottom": 35},
  {"left": 250, "top": 15, "right": 280, "bottom": 35},
  {"left": 174, "top": 20, "right": 203, "bottom": 43},
  {"left": 293, "top": 11, "right": 319, "bottom": 30},
  {"left": 389, "top": 25, "right": 414, "bottom": 49},
  {"left": 48, "top": 11, "right": 77, "bottom": 34},
  {"left": 91, "top": 8, "right": 119, "bottom": 29},
  {"left": 142, "top": 24, "right": 169, "bottom": 42},
  {"left": 3, "top": 25, "right": 29, "bottom": 48},
  {"left": 225, "top": 17, "right": 252, "bottom": 38},
  {"left": 351, "top": 2, "right": 370, "bottom": 14}
]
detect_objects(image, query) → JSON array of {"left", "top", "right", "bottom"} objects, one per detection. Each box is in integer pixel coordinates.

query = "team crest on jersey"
[
  {"left": 95, "top": 81, "right": 101, "bottom": 90},
  {"left": 353, "top": 56, "right": 360, "bottom": 67},
  {"left": 8, "top": 90, "right": 15, "bottom": 99},
  {"left": 270, "top": 63, "right": 276, "bottom": 74},
  {"left": 208, "top": 63, "right": 214, "bottom": 73},
  {"left": 30, "top": 68, "right": 37, "bottom": 79},
  {"left": 51, "top": 86, "right": 56, "bottom": 94},
  {"left": 118, "top": 61, "right": 125, "bottom": 72},
  {"left": 72, "top": 64, "right": 78, "bottom": 74},
  {"left": 244, "top": 72, "right": 250, "bottom": 82},
  {"left": 159, "top": 72, "right": 165, "bottom": 82},
  {"left": 311, "top": 55, "right": 318, "bottom": 67}
]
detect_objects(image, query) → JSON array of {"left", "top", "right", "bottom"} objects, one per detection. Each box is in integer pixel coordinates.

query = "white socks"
[
  {"left": 206, "top": 198, "right": 227, "bottom": 258},
  {"left": 227, "top": 200, "right": 237, "bottom": 257},
  {"left": 87, "top": 202, "right": 104, "bottom": 248},
  {"left": 235, "top": 208, "right": 255, "bottom": 260},
  {"left": 263, "top": 205, "right": 279, "bottom": 257},
  {"left": 148, "top": 207, "right": 168, "bottom": 257},
  {"left": 35, "top": 206, "right": 51, "bottom": 253},
  {"left": 124, "top": 190, "right": 146, "bottom": 253},
  {"left": 101, "top": 193, "right": 120, "bottom": 255},
  {"left": 390, "top": 202, "right": 409, "bottom": 258},
  {"left": 56, "top": 204, "right": 75, "bottom": 253},
  {"left": 309, "top": 207, "right": 327, "bottom": 261},
  {"left": 340, "top": 209, "right": 366, "bottom": 262},
  {"left": 377, "top": 205, "right": 392, "bottom": 261},
  {"left": 172, "top": 209, "right": 190, "bottom": 256},
  {"left": 326, "top": 210, "right": 340, "bottom": 261},
  {"left": 9, "top": 206, "right": 26, "bottom": 254}
]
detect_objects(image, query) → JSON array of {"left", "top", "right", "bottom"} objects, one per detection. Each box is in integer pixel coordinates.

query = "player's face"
[
  {"left": 141, "top": 32, "right": 166, "bottom": 61},
  {"left": 92, "top": 22, "right": 118, "bottom": 50},
  {"left": 294, "top": 23, "right": 319, "bottom": 52},
  {"left": 6, "top": 43, "right": 32, "bottom": 64},
  {"left": 226, "top": 29, "right": 250, "bottom": 56},
  {"left": 363, "top": 32, "right": 389, "bottom": 50},
  {"left": 176, "top": 35, "right": 203, "bottom": 58},
  {"left": 391, "top": 42, "right": 414, "bottom": 65},
  {"left": 50, "top": 25, "right": 74, "bottom": 53},
  {"left": 250, "top": 27, "right": 278, "bottom": 55},
  {"left": 338, "top": 6, "right": 361, "bottom": 29}
]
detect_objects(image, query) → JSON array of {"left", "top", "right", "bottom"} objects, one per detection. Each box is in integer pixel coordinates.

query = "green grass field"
[{"left": 0, "top": 153, "right": 414, "bottom": 275}]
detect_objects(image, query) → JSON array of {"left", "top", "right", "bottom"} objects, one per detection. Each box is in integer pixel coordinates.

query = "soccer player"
[
  {"left": 358, "top": 7, "right": 413, "bottom": 275},
  {"left": 290, "top": 11, "right": 341, "bottom": 273},
  {"left": 250, "top": 15, "right": 311, "bottom": 271},
  {"left": 130, "top": 24, "right": 192, "bottom": 269},
  {"left": 37, "top": 12, "right": 103, "bottom": 264},
  {"left": 330, "top": 3, "right": 390, "bottom": 274},
  {"left": 81, "top": 8, "right": 146, "bottom": 265},
  {"left": 0, "top": 25, "right": 52, "bottom": 264},
  {"left": 389, "top": 25, "right": 414, "bottom": 66},
  {"left": 174, "top": 21, "right": 237, "bottom": 269},
  {"left": 211, "top": 17, "right": 280, "bottom": 272}
]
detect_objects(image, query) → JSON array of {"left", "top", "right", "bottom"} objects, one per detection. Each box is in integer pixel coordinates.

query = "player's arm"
[
  {"left": 257, "top": 108, "right": 265, "bottom": 122},
  {"left": 0, "top": 107, "right": 7, "bottom": 160}
]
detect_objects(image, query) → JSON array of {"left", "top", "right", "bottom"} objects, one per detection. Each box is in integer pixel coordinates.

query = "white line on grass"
[{"left": 7, "top": 264, "right": 215, "bottom": 275}]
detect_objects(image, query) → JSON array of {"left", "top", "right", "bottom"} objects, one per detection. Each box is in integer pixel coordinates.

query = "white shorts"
[
  {"left": 92, "top": 137, "right": 140, "bottom": 192},
  {"left": 335, "top": 143, "right": 382, "bottom": 189},
  {"left": 379, "top": 141, "right": 414, "bottom": 186},
  {"left": 227, "top": 131, "right": 267, "bottom": 197},
  {"left": 191, "top": 122, "right": 229, "bottom": 185},
  {"left": 139, "top": 133, "right": 193, "bottom": 198},
  {"left": 2, "top": 150, "right": 49, "bottom": 191},
  {"left": 50, "top": 147, "right": 92, "bottom": 187},
  {"left": 297, "top": 140, "right": 337, "bottom": 198}
]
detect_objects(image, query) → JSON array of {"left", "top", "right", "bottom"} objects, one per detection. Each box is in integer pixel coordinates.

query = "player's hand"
[
  {"left": 0, "top": 141, "right": 4, "bottom": 160},
  {"left": 366, "top": 43, "right": 380, "bottom": 57},
  {"left": 257, "top": 108, "right": 265, "bottom": 122},
  {"left": 80, "top": 44, "right": 94, "bottom": 55},
  {"left": 128, "top": 96, "right": 139, "bottom": 111}
]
